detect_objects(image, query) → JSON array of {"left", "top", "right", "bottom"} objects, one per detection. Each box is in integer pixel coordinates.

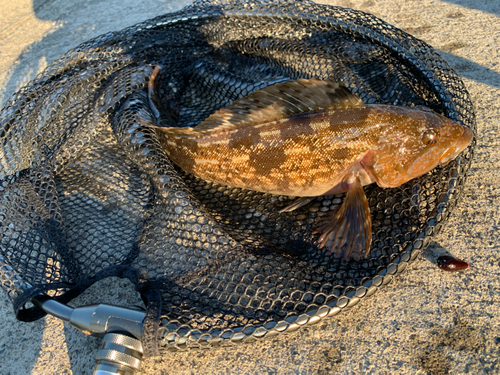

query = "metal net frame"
[{"left": 0, "top": 0, "right": 474, "bottom": 354}]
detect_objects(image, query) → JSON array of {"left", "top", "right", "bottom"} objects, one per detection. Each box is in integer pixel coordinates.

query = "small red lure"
[{"left": 437, "top": 255, "right": 469, "bottom": 272}]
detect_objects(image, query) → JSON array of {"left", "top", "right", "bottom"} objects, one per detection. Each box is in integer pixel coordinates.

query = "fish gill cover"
[{"left": 0, "top": 0, "right": 474, "bottom": 355}]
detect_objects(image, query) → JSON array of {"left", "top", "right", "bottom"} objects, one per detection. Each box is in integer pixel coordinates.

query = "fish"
[{"left": 145, "top": 66, "right": 473, "bottom": 262}]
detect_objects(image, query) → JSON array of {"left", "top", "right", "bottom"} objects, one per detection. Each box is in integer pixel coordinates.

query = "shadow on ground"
[
  {"left": 0, "top": 0, "right": 189, "bottom": 107},
  {"left": 442, "top": 0, "right": 500, "bottom": 16}
]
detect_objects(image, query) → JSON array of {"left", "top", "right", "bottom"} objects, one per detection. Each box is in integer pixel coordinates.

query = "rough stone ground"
[{"left": 0, "top": 0, "right": 499, "bottom": 374}]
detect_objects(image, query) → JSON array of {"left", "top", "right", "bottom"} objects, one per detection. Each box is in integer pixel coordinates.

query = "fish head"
[{"left": 367, "top": 108, "right": 473, "bottom": 188}]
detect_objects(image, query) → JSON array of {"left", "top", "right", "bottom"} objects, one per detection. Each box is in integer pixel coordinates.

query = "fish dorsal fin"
[{"left": 196, "top": 79, "right": 365, "bottom": 131}]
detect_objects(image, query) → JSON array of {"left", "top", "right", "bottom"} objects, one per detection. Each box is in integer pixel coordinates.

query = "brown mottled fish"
[{"left": 146, "top": 66, "right": 473, "bottom": 262}]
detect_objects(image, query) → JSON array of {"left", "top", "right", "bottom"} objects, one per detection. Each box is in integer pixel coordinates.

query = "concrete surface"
[{"left": 0, "top": 0, "right": 499, "bottom": 374}]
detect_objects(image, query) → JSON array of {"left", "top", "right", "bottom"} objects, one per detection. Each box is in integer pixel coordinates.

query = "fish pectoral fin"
[
  {"left": 279, "top": 197, "right": 315, "bottom": 213},
  {"left": 313, "top": 176, "right": 372, "bottom": 262}
]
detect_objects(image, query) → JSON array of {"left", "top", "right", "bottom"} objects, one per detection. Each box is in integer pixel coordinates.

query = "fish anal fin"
[
  {"left": 313, "top": 176, "right": 372, "bottom": 262},
  {"left": 279, "top": 197, "right": 315, "bottom": 213},
  {"left": 196, "top": 78, "right": 365, "bottom": 131}
]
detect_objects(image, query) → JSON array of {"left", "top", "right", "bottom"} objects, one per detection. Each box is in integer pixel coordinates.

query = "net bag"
[{"left": 0, "top": 0, "right": 475, "bottom": 355}]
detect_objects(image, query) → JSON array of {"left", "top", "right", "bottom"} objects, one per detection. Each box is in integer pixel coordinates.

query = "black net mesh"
[{"left": 0, "top": 0, "right": 475, "bottom": 354}]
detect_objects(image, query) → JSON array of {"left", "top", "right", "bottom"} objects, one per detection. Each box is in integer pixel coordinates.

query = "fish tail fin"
[
  {"left": 147, "top": 124, "right": 197, "bottom": 140},
  {"left": 313, "top": 176, "right": 372, "bottom": 262},
  {"left": 148, "top": 66, "right": 162, "bottom": 119},
  {"left": 148, "top": 65, "right": 180, "bottom": 125}
]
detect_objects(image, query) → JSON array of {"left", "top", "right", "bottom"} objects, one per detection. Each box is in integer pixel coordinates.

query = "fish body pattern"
[{"left": 148, "top": 67, "right": 473, "bottom": 261}]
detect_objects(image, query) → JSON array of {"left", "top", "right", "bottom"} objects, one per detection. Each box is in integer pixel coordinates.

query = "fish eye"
[{"left": 422, "top": 129, "right": 440, "bottom": 146}]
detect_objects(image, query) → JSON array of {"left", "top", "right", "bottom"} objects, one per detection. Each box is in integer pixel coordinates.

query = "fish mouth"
[{"left": 439, "top": 126, "right": 474, "bottom": 165}]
